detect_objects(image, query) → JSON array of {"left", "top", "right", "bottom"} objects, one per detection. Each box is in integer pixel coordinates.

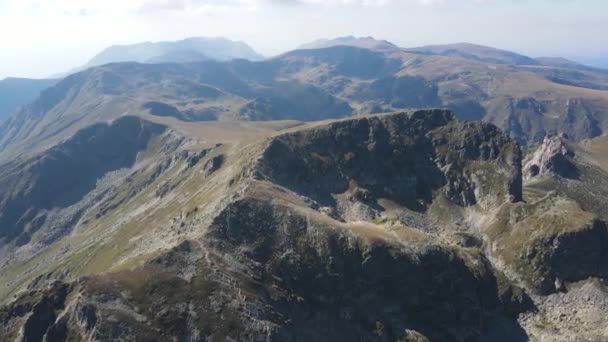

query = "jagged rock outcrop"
[
  {"left": 203, "top": 155, "right": 224, "bottom": 176},
  {"left": 0, "top": 281, "right": 70, "bottom": 341},
  {"left": 204, "top": 197, "right": 530, "bottom": 341},
  {"left": 0, "top": 199, "right": 531, "bottom": 341},
  {"left": 524, "top": 135, "right": 578, "bottom": 180}
]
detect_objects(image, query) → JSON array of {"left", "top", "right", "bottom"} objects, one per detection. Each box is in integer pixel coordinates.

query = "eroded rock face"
[
  {"left": 256, "top": 110, "right": 522, "bottom": 220},
  {"left": 203, "top": 154, "right": 224, "bottom": 176},
  {"left": 524, "top": 135, "right": 578, "bottom": 180},
  {"left": 1, "top": 198, "right": 530, "bottom": 342},
  {"left": 205, "top": 197, "right": 528, "bottom": 341},
  {"left": 0, "top": 281, "right": 70, "bottom": 341}
]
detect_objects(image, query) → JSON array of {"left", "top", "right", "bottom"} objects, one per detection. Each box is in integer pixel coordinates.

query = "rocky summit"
[{"left": 1, "top": 109, "right": 607, "bottom": 341}]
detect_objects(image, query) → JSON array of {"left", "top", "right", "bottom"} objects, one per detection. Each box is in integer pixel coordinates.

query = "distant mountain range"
[
  {"left": 404, "top": 42, "right": 541, "bottom": 66},
  {"left": 3, "top": 36, "right": 608, "bottom": 161},
  {"left": 51, "top": 37, "right": 264, "bottom": 78},
  {"left": 2, "top": 36, "right": 608, "bottom": 150},
  {"left": 84, "top": 37, "right": 264, "bottom": 67},
  {"left": 301, "top": 36, "right": 608, "bottom": 72},
  {"left": 1, "top": 37, "right": 264, "bottom": 120}
]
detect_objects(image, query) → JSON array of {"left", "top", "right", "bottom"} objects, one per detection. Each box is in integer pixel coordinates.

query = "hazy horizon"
[{"left": 1, "top": 0, "right": 607, "bottom": 79}]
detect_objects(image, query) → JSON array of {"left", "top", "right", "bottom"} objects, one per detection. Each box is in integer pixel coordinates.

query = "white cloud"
[
  {"left": 1, "top": 0, "right": 564, "bottom": 18},
  {"left": 2, "top": 0, "right": 257, "bottom": 17},
  {"left": 277, "top": 0, "right": 391, "bottom": 5},
  {"left": 416, "top": 0, "right": 445, "bottom": 5}
]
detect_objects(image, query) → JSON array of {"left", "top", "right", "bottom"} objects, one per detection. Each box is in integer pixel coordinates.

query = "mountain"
[
  {"left": 0, "top": 59, "right": 354, "bottom": 161},
  {"left": 405, "top": 42, "right": 541, "bottom": 66},
  {"left": 87, "top": 37, "right": 264, "bottom": 68},
  {"left": 0, "top": 78, "right": 58, "bottom": 122},
  {"left": 0, "top": 110, "right": 527, "bottom": 340},
  {"left": 300, "top": 39, "right": 541, "bottom": 67},
  {"left": 49, "top": 37, "right": 265, "bottom": 78},
  {"left": 2, "top": 109, "right": 608, "bottom": 340},
  {"left": 3, "top": 40, "right": 608, "bottom": 340},
  {"left": 2, "top": 43, "right": 608, "bottom": 163},
  {"left": 85, "top": 37, "right": 264, "bottom": 67},
  {"left": 299, "top": 36, "right": 400, "bottom": 52},
  {"left": 145, "top": 49, "right": 210, "bottom": 64}
]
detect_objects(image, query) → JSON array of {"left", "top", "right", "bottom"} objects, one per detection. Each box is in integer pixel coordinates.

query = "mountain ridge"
[
  {"left": 3, "top": 42, "right": 608, "bottom": 164},
  {"left": 2, "top": 109, "right": 608, "bottom": 340},
  {"left": 0, "top": 110, "right": 530, "bottom": 340},
  {"left": 404, "top": 42, "right": 541, "bottom": 66}
]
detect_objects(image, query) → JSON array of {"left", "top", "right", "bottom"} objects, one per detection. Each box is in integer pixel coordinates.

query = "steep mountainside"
[
  {"left": 0, "top": 116, "right": 170, "bottom": 247},
  {"left": 0, "top": 78, "right": 58, "bottom": 121},
  {"left": 3, "top": 41, "right": 608, "bottom": 160},
  {"left": 508, "top": 134, "right": 608, "bottom": 340},
  {"left": 1, "top": 110, "right": 607, "bottom": 341}
]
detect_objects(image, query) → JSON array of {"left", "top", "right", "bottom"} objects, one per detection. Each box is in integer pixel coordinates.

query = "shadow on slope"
[{"left": 0, "top": 116, "right": 166, "bottom": 245}]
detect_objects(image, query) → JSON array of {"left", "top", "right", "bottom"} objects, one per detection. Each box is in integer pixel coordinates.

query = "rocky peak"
[
  {"left": 256, "top": 110, "right": 522, "bottom": 221},
  {"left": 524, "top": 134, "right": 578, "bottom": 180}
]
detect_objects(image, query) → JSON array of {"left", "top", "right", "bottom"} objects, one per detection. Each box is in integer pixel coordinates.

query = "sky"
[{"left": 0, "top": 0, "right": 607, "bottom": 79}]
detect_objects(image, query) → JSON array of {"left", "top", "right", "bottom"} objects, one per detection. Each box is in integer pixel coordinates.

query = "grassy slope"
[{"left": 0, "top": 118, "right": 285, "bottom": 302}]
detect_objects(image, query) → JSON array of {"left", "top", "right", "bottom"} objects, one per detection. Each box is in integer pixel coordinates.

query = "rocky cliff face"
[
  {"left": 257, "top": 110, "right": 521, "bottom": 219},
  {"left": 1, "top": 110, "right": 608, "bottom": 341},
  {"left": 524, "top": 135, "right": 578, "bottom": 180},
  {"left": 488, "top": 131, "right": 608, "bottom": 340}
]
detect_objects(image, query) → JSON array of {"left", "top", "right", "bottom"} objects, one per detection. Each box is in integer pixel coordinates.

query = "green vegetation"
[
  {"left": 372, "top": 215, "right": 400, "bottom": 225},
  {"left": 485, "top": 193, "right": 600, "bottom": 292},
  {"left": 2, "top": 108, "right": 608, "bottom": 340}
]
